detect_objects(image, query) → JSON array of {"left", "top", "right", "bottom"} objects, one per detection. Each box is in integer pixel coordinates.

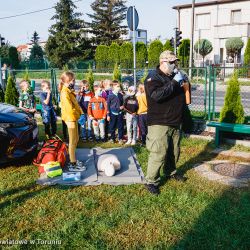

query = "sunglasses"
[{"left": 162, "top": 60, "right": 177, "bottom": 65}]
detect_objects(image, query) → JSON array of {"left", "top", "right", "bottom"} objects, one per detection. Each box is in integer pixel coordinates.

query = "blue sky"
[{"left": 0, "top": 0, "right": 206, "bottom": 46}]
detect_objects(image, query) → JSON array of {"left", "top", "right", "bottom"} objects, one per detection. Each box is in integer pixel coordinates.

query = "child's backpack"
[{"left": 33, "top": 137, "right": 68, "bottom": 174}]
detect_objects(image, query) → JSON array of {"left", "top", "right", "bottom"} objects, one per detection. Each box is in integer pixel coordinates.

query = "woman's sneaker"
[{"left": 68, "top": 161, "right": 86, "bottom": 172}]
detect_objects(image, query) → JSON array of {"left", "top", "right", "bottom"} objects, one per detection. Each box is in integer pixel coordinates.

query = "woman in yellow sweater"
[
  {"left": 137, "top": 83, "right": 148, "bottom": 145},
  {"left": 59, "top": 71, "right": 83, "bottom": 170}
]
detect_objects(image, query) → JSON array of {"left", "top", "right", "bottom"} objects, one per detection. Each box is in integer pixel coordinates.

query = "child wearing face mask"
[
  {"left": 19, "top": 80, "right": 36, "bottom": 116},
  {"left": 59, "top": 71, "right": 83, "bottom": 171},
  {"left": 40, "top": 80, "right": 57, "bottom": 138},
  {"left": 88, "top": 86, "right": 107, "bottom": 142},
  {"left": 124, "top": 86, "right": 139, "bottom": 145},
  {"left": 77, "top": 80, "right": 94, "bottom": 141},
  {"left": 107, "top": 81, "right": 124, "bottom": 144}
]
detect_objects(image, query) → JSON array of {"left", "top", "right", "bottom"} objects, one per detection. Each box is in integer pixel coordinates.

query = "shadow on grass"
[
  {"left": 0, "top": 184, "right": 51, "bottom": 211},
  {"left": 171, "top": 187, "right": 250, "bottom": 249}
]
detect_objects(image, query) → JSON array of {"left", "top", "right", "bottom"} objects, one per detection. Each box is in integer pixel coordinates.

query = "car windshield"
[{"left": 0, "top": 104, "right": 20, "bottom": 114}]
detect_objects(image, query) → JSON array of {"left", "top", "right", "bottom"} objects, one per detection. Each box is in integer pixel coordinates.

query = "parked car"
[{"left": 0, "top": 103, "right": 38, "bottom": 164}]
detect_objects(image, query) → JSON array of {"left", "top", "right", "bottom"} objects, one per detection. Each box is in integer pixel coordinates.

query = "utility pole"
[{"left": 189, "top": 0, "right": 195, "bottom": 77}]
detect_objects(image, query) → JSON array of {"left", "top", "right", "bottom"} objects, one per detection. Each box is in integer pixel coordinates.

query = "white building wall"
[{"left": 178, "top": 1, "right": 250, "bottom": 65}]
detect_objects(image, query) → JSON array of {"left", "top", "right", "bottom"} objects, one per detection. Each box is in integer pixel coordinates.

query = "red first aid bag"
[{"left": 33, "top": 138, "right": 68, "bottom": 174}]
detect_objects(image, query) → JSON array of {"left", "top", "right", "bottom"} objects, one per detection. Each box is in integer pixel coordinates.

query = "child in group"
[
  {"left": 107, "top": 82, "right": 124, "bottom": 144},
  {"left": 137, "top": 83, "right": 148, "bottom": 145},
  {"left": 77, "top": 80, "right": 94, "bottom": 141},
  {"left": 19, "top": 80, "right": 36, "bottom": 116},
  {"left": 124, "top": 86, "right": 139, "bottom": 145},
  {"left": 88, "top": 85, "right": 107, "bottom": 142},
  {"left": 59, "top": 71, "right": 83, "bottom": 170},
  {"left": 40, "top": 80, "right": 57, "bottom": 139}
]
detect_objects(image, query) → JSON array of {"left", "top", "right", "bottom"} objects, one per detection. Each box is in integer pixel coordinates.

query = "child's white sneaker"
[
  {"left": 131, "top": 140, "right": 136, "bottom": 146},
  {"left": 126, "top": 140, "right": 132, "bottom": 145}
]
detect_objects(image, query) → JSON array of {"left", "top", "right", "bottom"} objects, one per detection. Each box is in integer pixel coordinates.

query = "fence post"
[
  {"left": 204, "top": 67, "right": 207, "bottom": 118},
  {"left": 212, "top": 66, "right": 216, "bottom": 120},
  {"left": 208, "top": 65, "right": 212, "bottom": 121}
]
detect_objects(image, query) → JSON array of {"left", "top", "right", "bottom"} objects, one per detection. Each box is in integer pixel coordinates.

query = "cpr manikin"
[{"left": 97, "top": 154, "right": 121, "bottom": 176}]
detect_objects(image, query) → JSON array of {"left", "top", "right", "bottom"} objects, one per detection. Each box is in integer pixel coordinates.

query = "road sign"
[{"left": 127, "top": 6, "right": 139, "bottom": 31}]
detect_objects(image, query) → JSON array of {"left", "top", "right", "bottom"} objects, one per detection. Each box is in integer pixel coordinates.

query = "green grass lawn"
[{"left": 0, "top": 125, "right": 249, "bottom": 249}]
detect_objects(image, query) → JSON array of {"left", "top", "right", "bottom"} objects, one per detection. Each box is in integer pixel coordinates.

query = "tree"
[
  {"left": 136, "top": 42, "right": 147, "bottom": 69},
  {"left": 243, "top": 38, "right": 250, "bottom": 66},
  {"left": 113, "top": 63, "right": 121, "bottom": 82},
  {"left": 95, "top": 45, "right": 109, "bottom": 69},
  {"left": 178, "top": 39, "right": 190, "bottom": 68},
  {"left": 45, "top": 0, "right": 91, "bottom": 68},
  {"left": 108, "top": 42, "right": 120, "bottom": 69},
  {"left": 86, "top": 65, "right": 94, "bottom": 92},
  {"left": 225, "top": 37, "right": 244, "bottom": 63},
  {"left": 219, "top": 71, "right": 245, "bottom": 124},
  {"left": 8, "top": 46, "right": 19, "bottom": 69},
  {"left": 29, "top": 44, "right": 44, "bottom": 69},
  {"left": 163, "top": 39, "right": 174, "bottom": 52},
  {"left": 194, "top": 39, "right": 213, "bottom": 66},
  {"left": 87, "top": 0, "right": 127, "bottom": 46},
  {"left": 4, "top": 75, "right": 19, "bottom": 106},
  {"left": 30, "top": 31, "right": 40, "bottom": 45},
  {"left": 0, "top": 43, "right": 10, "bottom": 64},
  {"left": 148, "top": 40, "right": 163, "bottom": 68},
  {"left": 120, "top": 42, "right": 133, "bottom": 69}
]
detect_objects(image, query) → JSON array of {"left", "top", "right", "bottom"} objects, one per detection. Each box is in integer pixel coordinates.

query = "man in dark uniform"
[{"left": 144, "top": 50, "right": 188, "bottom": 195}]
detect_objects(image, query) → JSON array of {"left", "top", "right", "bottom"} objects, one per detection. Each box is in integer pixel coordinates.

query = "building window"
[
  {"left": 231, "top": 10, "right": 241, "bottom": 24},
  {"left": 138, "top": 31, "right": 141, "bottom": 37},
  {"left": 196, "top": 13, "right": 210, "bottom": 30}
]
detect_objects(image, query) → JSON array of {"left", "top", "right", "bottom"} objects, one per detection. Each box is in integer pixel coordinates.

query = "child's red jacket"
[{"left": 88, "top": 96, "right": 107, "bottom": 120}]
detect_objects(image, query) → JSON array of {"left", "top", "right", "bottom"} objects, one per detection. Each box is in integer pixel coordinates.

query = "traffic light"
[
  {"left": 175, "top": 29, "right": 182, "bottom": 47},
  {"left": 170, "top": 37, "right": 175, "bottom": 48},
  {"left": 0, "top": 35, "right": 5, "bottom": 47}
]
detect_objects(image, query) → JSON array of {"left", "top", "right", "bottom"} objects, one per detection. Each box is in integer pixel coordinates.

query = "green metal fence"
[{"left": 1, "top": 66, "right": 250, "bottom": 123}]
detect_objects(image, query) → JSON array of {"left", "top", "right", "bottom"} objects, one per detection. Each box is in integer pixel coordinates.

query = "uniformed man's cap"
[{"left": 159, "top": 50, "right": 179, "bottom": 63}]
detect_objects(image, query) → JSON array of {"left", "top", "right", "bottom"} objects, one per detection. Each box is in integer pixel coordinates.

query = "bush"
[
  {"left": 23, "top": 68, "right": 31, "bottom": 84},
  {"left": 136, "top": 42, "right": 147, "bottom": 69},
  {"left": 113, "top": 63, "right": 121, "bottom": 82},
  {"left": 86, "top": 65, "right": 94, "bottom": 92},
  {"left": 4, "top": 75, "right": 19, "bottom": 106},
  {"left": 120, "top": 42, "right": 133, "bottom": 70},
  {"left": 148, "top": 40, "right": 163, "bottom": 68},
  {"left": 178, "top": 39, "right": 190, "bottom": 68},
  {"left": 95, "top": 45, "right": 109, "bottom": 69},
  {"left": 108, "top": 42, "right": 120, "bottom": 69},
  {"left": 219, "top": 72, "right": 245, "bottom": 124},
  {"left": 163, "top": 39, "right": 174, "bottom": 52},
  {"left": 244, "top": 38, "right": 250, "bottom": 66}
]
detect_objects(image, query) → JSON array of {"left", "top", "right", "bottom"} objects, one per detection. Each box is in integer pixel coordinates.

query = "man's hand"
[
  {"left": 46, "top": 89, "right": 51, "bottom": 95},
  {"left": 173, "top": 71, "right": 184, "bottom": 85},
  {"left": 120, "top": 105, "right": 124, "bottom": 110},
  {"left": 107, "top": 116, "right": 110, "bottom": 122}
]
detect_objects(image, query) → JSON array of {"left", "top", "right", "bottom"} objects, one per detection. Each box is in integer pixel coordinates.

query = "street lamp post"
[{"left": 189, "top": 0, "right": 195, "bottom": 78}]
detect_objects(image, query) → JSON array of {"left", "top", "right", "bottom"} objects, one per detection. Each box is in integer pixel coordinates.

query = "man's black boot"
[{"left": 144, "top": 184, "right": 160, "bottom": 195}]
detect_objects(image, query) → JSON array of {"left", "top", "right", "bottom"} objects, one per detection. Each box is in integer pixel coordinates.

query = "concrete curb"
[{"left": 212, "top": 149, "right": 250, "bottom": 160}]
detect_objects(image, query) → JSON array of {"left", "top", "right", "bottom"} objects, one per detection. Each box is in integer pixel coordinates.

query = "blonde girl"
[{"left": 59, "top": 71, "right": 83, "bottom": 170}]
